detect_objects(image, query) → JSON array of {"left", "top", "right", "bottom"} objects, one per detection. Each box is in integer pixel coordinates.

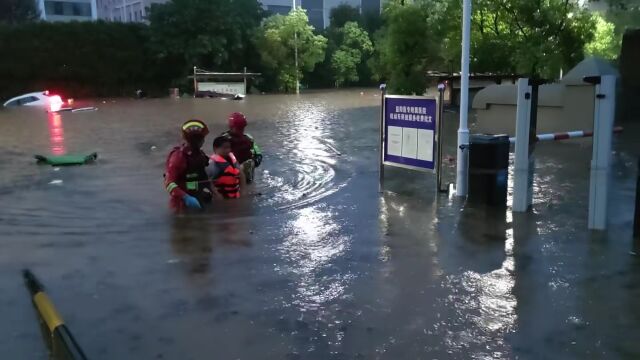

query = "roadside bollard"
[{"left": 23, "top": 270, "right": 88, "bottom": 360}]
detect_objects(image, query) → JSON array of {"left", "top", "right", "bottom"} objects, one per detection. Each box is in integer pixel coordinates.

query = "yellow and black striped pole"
[{"left": 23, "top": 269, "right": 88, "bottom": 360}]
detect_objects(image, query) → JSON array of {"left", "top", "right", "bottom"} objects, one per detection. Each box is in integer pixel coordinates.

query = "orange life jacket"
[{"left": 210, "top": 153, "right": 241, "bottom": 199}]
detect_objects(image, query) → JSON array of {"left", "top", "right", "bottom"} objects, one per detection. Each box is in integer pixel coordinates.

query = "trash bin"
[{"left": 468, "top": 134, "right": 510, "bottom": 207}]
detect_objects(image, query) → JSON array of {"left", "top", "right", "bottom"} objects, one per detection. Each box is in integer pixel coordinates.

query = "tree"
[
  {"left": 331, "top": 22, "right": 373, "bottom": 87},
  {"left": 605, "top": 0, "right": 640, "bottom": 35},
  {"left": 256, "top": 9, "right": 327, "bottom": 92},
  {"left": 370, "top": 0, "right": 448, "bottom": 94},
  {"left": 0, "top": 0, "right": 39, "bottom": 24},
  {"left": 440, "top": 0, "right": 596, "bottom": 79},
  {"left": 147, "top": 0, "right": 264, "bottom": 74},
  {"left": 0, "top": 22, "right": 177, "bottom": 100},
  {"left": 329, "top": 4, "right": 361, "bottom": 28},
  {"left": 585, "top": 14, "right": 620, "bottom": 60}
]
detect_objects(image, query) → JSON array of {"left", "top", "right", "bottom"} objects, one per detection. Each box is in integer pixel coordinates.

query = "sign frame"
[{"left": 381, "top": 94, "right": 440, "bottom": 174}]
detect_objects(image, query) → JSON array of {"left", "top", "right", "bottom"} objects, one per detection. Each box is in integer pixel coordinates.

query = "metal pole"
[
  {"left": 588, "top": 75, "right": 616, "bottom": 230},
  {"left": 456, "top": 0, "right": 472, "bottom": 197},
  {"left": 379, "top": 84, "right": 387, "bottom": 193},
  {"left": 292, "top": 0, "right": 300, "bottom": 95},
  {"left": 193, "top": 66, "right": 197, "bottom": 98},
  {"left": 513, "top": 78, "right": 532, "bottom": 213},
  {"left": 23, "top": 270, "right": 88, "bottom": 360},
  {"left": 526, "top": 79, "right": 541, "bottom": 209},
  {"left": 243, "top": 66, "right": 248, "bottom": 95},
  {"left": 437, "top": 84, "right": 446, "bottom": 192}
]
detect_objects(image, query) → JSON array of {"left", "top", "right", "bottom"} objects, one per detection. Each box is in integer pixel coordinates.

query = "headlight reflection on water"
[{"left": 48, "top": 112, "right": 66, "bottom": 155}]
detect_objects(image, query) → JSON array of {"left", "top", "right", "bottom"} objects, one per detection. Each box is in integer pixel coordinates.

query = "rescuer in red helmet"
[
  {"left": 164, "top": 119, "right": 212, "bottom": 211},
  {"left": 221, "top": 112, "right": 262, "bottom": 184}
]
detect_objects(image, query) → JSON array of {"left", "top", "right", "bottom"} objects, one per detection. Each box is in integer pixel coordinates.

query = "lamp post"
[{"left": 456, "top": 0, "right": 472, "bottom": 197}]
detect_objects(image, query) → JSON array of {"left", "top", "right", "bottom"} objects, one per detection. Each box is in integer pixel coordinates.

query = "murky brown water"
[{"left": 0, "top": 90, "right": 639, "bottom": 359}]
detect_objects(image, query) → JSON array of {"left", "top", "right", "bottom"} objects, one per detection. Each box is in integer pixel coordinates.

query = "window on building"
[
  {"left": 44, "top": 1, "right": 92, "bottom": 17},
  {"left": 306, "top": 9, "right": 324, "bottom": 29}
]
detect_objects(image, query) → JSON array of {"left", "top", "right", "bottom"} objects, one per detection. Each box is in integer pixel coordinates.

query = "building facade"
[
  {"left": 96, "top": 0, "right": 380, "bottom": 28},
  {"left": 96, "top": 0, "right": 168, "bottom": 22},
  {"left": 263, "top": 0, "right": 380, "bottom": 29},
  {"left": 37, "top": 0, "right": 98, "bottom": 21}
]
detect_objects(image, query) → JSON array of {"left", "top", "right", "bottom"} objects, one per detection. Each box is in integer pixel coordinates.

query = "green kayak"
[{"left": 35, "top": 152, "right": 98, "bottom": 166}]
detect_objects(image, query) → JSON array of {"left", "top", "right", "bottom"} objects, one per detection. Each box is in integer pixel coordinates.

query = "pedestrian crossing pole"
[{"left": 23, "top": 270, "right": 88, "bottom": 360}]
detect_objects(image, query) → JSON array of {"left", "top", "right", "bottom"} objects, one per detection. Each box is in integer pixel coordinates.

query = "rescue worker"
[
  {"left": 207, "top": 136, "right": 243, "bottom": 199},
  {"left": 164, "top": 120, "right": 212, "bottom": 211},
  {"left": 221, "top": 112, "right": 262, "bottom": 184}
]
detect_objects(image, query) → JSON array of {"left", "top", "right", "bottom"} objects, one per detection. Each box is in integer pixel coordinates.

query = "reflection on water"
[
  {"left": 47, "top": 112, "right": 65, "bottom": 155},
  {"left": 440, "top": 206, "right": 516, "bottom": 359},
  {"left": 278, "top": 206, "right": 351, "bottom": 308},
  {"left": 0, "top": 92, "right": 638, "bottom": 359},
  {"left": 260, "top": 101, "right": 349, "bottom": 210}
]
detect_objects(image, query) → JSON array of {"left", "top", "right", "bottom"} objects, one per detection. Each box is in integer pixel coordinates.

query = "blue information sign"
[{"left": 383, "top": 95, "right": 438, "bottom": 172}]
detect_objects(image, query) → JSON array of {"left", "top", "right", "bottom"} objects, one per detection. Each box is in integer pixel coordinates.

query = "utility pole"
[
  {"left": 456, "top": 0, "right": 472, "bottom": 197},
  {"left": 292, "top": 0, "right": 300, "bottom": 94}
]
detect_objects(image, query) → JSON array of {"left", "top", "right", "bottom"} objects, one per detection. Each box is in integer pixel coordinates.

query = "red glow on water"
[
  {"left": 48, "top": 112, "right": 66, "bottom": 155},
  {"left": 49, "top": 95, "right": 64, "bottom": 112}
]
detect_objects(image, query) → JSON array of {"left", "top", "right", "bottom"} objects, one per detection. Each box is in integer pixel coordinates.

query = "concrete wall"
[{"left": 473, "top": 84, "right": 596, "bottom": 136}]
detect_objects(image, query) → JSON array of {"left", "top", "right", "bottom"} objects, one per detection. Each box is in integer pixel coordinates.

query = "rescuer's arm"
[
  {"left": 247, "top": 134, "right": 262, "bottom": 167},
  {"left": 205, "top": 162, "right": 225, "bottom": 200},
  {"left": 165, "top": 151, "right": 187, "bottom": 201}
]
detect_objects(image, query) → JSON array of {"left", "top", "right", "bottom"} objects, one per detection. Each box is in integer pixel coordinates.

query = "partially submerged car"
[{"left": 3, "top": 91, "right": 65, "bottom": 112}]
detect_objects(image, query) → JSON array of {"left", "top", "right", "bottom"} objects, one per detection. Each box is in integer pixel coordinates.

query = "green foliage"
[
  {"left": 606, "top": 0, "right": 640, "bottom": 35},
  {"left": 361, "top": 10, "right": 384, "bottom": 34},
  {"left": 329, "top": 4, "right": 361, "bottom": 28},
  {"left": 0, "top": 0, "right": 39, "bottom": 24},
  {"left": 368, "top": 0, "right": 599, "bottom": 93},
  {"left": 585, "top": 14, "right": 620, "bottom": 60},
  {"left": 371, "top": 0, "right": 448, "bottom": 94},
  {"left": 0, "top": 21, "right": 178, "bottom": 101},
  {"left": 331, "top": 22, "right": 373, "bottom": 87},
  {"left": 147, "top": 0, "right": 264, "bottom": 73},
  {"left": 255, "top": 9, "right": 327, "bottom": 92}
]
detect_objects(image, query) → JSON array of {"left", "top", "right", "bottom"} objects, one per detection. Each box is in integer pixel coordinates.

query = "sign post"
[
  {"left": 379, "top": 95, "right": 439, "bottom": 190},
  {"left": 437, "top": 84, "right": 446, "bottom": 192},
  {"left": 379, "top": 84, "right": 387, "bottom": 193}
]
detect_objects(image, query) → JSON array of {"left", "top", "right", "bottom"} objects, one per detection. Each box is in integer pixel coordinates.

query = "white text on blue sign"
[{"left": 391, "top": 106, "right": 433, "bottom": 122}]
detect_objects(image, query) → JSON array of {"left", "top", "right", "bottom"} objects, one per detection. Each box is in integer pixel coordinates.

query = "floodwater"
[{"left": 0, "top": 90, "right": 639, "bottom": 359}]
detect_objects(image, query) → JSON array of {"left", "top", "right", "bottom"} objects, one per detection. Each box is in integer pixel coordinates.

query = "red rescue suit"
[
  {"left": 165, "top": 144, "right": 211, "bottom": 210},
  {"left": 209, "top": 153, "right": 241, "bottom": 199}
]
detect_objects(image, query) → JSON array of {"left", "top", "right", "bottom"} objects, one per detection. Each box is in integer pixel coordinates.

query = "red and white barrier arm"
[{"left": 509, "top": 126, "right": 623, "bottom": 144}]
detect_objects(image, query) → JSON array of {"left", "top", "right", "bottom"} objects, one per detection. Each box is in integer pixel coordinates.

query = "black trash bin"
[{"left": 468, "top": 134, "right": 510, "bottom": 207}]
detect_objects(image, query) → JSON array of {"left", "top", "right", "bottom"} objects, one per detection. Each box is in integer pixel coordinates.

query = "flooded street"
[{"left": 1, "top": 90, "right": 639, "bottom": 359}]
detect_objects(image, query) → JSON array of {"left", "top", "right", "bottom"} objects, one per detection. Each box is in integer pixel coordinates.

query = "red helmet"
[
  {"left": 181, "top": 119, "right": 209, "bottom": 143},
  {"left": 228, "top": 112, "right": 247, "bottom": 130}
]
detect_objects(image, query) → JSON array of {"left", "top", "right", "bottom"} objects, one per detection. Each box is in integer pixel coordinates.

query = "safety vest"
[
  {"left": 166, "top": 146, "right": 210, "bottom": 197},
  {"left": 210, "top": 153, "right": 241, "bottom": 199}
]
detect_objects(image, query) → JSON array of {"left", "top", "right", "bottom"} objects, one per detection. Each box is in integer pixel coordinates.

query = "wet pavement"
[{"left": 0, "top": 90, "right": 639, "bottom": 359}]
